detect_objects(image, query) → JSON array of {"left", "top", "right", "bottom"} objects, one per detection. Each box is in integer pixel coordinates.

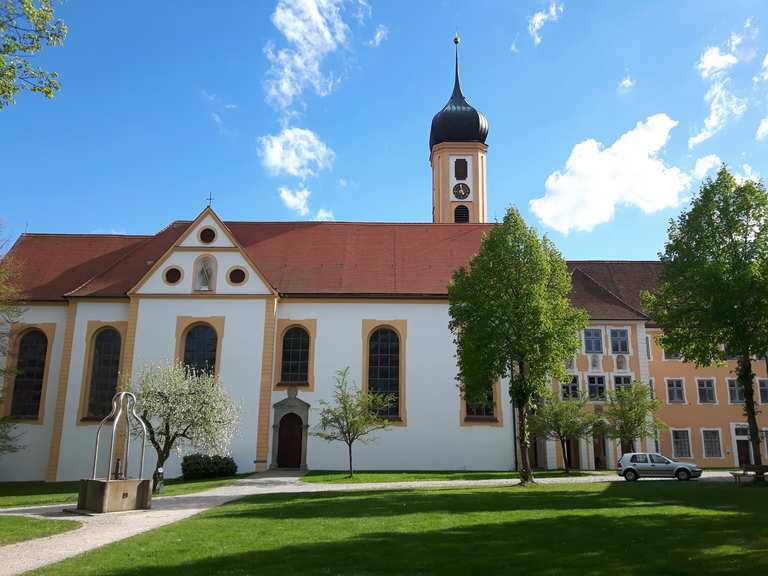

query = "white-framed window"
[
  {"left": 648, "top": 377, "right": 655, "bottom": 400},
  {"left": 561, "top": 375, "right": 579, "bottom": 399},
  {"left": 666, "top": 378, "right": 685, "bottom": 404},
  {"left": 645, "top": 335, "right": 652, "bottom": 360},
  {"left": 584, "top": 328, "right": 603, "bottom": 354},
  {"left": 609, "top": 328, "right": 630, "bottom": 354},
  {"left": 701, "top": 428, "right": 723, "bottom": 458},
  {"left": 696, "top": 378, "right": 717, "bottom": 404},
  {"left": 587, "top": 375, "right": 606, "bottom": 401},
  {"left": 759, "top": 379, "right": 768, "bottom": 404},
  {"left": 565, "top": 356, "right": 576, "bottom": 371},
  {"left": 614, "top": 375, "right": 632, "bottom": 393},
  {"left": 671, "top": 429, "right": 692, "bottom": 458},
  {"left": 663, "top": 349, "right": 682, "bottom": 361},
  {"left": 728, "top": 379, "right": 745, "bottom": 404}
]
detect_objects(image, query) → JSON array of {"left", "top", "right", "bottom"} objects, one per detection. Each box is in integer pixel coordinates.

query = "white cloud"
[
  {"left": 367, "top": 24, "right": 389, "bottom": 47},
  {"left": 338, "top": 178, "right": 348, "bottom": 188},
  {"left": 314, "top": 208, "right": 335, "bottom": 221},
  {"left": 264, "top": 0, "right": 349, "bottom": 112},
  {"left": 279, "top": 186, "right": 311, "bottom": 216},
  {"left": 757, "top": 118, "right": 768, "bottom": 141},
  {"left": 618, "top": 75, "right": 635, "bottom": 94},
  {"left": 352, "top": 0, "right": 371, "bottom": 25},
  {"left": 530, "top": 114, "right": 691, "bottom": 234},
  {"left": 696, "top": 46, "right": 738, "bottom": 79},
  {"left": 688, "top": 80, "right": 746, "bottom": 148},
  {"left": 692, "top": 154, "right": 721, "bottom": 179},
  {"left": 754, "top": 53, "right": 768, "bottom": 83},
  {"left": 259, "top": 127, "right": 334, "bottom": 177},
  {"left": 528, "top": 1, "right": 563, "bottom": 46},
  {"left": 735, "top": 163, "right": 760, "bottom": 184},
  {"left": 510, "top": 34, "right": 520, "bottom": 54}
]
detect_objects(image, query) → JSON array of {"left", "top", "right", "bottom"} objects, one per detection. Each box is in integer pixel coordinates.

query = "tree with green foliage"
[
  {"left": 644, "top": 166, "right": 768, "bottom": 479},
  {"left": 133, "top": 362, "right": 240, "bottom": 492},
  {"left": 0, "top": 236, "right": 23, "bottom": 457},
  {"left": 1, "top": 0, "right": 67, "bottom": 109},
  {"left": 449, "top": 207, "right": 588, "bottom": 484},
  {"left": 603, "top": 383, "right": 664, "bottom": 455},
  {"left": 313, "top": 367, "right": 395, "bottom": 478},
  {"left": 529, "top": 390, "right": 596, "bottom": 473}
]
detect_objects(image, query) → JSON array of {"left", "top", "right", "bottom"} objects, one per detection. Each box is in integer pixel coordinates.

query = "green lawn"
[
  {"left": 33, "top": 481, "right": 768, "bottom": 575},
  {"left": 0, "top": 516, "right": 80, "bottom": 546},
  {"left": 0, "top": 474, "right": 252, "bottom": 509},
  {"left": 301, "top": 469, "right": 605, "bottom": 483}
]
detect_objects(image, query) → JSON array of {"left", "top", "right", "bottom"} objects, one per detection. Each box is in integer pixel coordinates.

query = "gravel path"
[{"left": 0, "top": 469, "right": 734, "bottom": 575}]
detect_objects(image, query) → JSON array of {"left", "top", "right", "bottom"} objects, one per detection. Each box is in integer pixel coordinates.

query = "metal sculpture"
[
  {"left": 77, "top": 391, "right": 152, "bottom": 513},
  {"left": 91, "top": 391, "right": 148, "bottom": 481}
]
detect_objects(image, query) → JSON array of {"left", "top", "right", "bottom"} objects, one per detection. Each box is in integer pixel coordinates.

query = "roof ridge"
[
  {"left": 224, "top": 220, "right": 494, "bottom": 226},
  {"left": 19, "top": 232, "right": 152, "bottom": 238},
  {"left": 65, "top": 221, "right": 180, "bottom": 297},
  {"left": 571, "top": 266, "right": 648, "bottom": 319}
]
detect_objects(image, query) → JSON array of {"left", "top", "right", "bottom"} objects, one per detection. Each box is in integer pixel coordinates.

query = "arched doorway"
[{"left": 277, "top": 413, "right": 303, "bottom": 468}]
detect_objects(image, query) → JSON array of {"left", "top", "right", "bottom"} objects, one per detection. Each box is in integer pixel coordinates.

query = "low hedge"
[{"left": 181, "top": 454, "right": 238, "bottom": 480}]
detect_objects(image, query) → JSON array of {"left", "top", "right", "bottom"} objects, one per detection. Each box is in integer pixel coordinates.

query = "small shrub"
[{"left": 181, "top": 454, "right": 237, "bottom": 480}]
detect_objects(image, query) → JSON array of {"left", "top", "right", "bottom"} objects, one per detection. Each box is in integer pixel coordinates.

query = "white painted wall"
[
  {"left": 0, "top": 305, "right": 68, "bottom": 481},
  {"left": 272, "top": 302, "right": 516, "bottom": 471},
  {"left": 126, "top": 297, "right": 267, "bottom": 480},
  {"left": 55, "top": 302, "right": 130, "bottom": 481}
]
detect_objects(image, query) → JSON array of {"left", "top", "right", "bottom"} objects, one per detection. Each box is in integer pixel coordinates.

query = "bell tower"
[{"left": 430, "top": 36, "right": 489, "bottom": 224}]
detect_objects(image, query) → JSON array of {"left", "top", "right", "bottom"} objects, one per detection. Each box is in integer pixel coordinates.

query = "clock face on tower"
[{"left": 453, "top": 183, "right": 470, "bottom": 200}]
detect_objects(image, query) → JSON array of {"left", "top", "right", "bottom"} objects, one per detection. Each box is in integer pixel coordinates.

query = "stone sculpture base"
[{"left": 77, "top": 479, "right": 152, "bottom": 513}]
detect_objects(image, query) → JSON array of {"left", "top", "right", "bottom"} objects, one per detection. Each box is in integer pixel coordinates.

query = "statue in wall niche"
[{"left": 198, "top": 259, "right": 213, "bottom": 290}]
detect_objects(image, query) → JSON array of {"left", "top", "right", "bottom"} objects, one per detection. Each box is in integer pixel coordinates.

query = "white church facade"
[{"left": 5, "top": 41, "right": 759, "bottom": 483}]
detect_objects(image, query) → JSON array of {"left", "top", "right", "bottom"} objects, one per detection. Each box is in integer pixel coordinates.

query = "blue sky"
[{"left": 2, "top": 0, "right": 768, "bottom": 260}]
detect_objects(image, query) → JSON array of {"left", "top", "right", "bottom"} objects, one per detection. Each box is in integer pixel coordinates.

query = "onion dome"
[{"left": 429, "top": 36, "right": 489, "bottom": 150}]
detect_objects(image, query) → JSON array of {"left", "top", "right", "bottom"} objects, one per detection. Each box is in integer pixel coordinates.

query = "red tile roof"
[
  {"left": 5, "top": 233, "right": 149, "bottom": 301},
  {"left": 5, "top": 221, "right": 661, "bottom": 319}
]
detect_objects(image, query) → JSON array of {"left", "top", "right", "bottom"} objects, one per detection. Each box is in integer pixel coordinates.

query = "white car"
[{"left": 617, "top": 452, "right": 703, "bottom": 481}]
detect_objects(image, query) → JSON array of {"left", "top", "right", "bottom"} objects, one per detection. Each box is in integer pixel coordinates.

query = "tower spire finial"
[{"left": 452, "top": 34, "right": 463, "bottom": 99}]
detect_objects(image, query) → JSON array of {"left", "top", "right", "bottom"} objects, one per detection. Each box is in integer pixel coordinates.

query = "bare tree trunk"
[
  {"left": 347, "top": 442, "right": 353, "bottom": 478},
  {"left": 517, "top": 403, "right": 534, "bottom": 484},
  {"left": 560, "top": 438, "right": 570, "bottom": 474},
  {"left": 738, "top": 355, "right": 764, "bottom": 482}
]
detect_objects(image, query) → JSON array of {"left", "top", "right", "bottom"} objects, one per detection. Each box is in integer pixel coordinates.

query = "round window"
[
  {"left": 164, "top": 267, "right": 182, "bottom": 285},
  {"left": 199, "top": 227, "right": 216, "bottom": 244},
  {"left": 228, "top": 268, "right": 247, "bottom": 285}
]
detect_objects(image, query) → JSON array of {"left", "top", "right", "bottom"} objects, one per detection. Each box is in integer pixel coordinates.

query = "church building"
[{"left": 2, "top": 41, "right": 766, "bottom": 482}]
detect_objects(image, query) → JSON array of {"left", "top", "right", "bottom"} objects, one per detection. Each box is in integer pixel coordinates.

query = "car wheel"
[
  {"left": 676, "top": 468, "right": 690, "bottom": 481},
  {"left": 624, "top": 469, "right": 638, "bottom": 482}
]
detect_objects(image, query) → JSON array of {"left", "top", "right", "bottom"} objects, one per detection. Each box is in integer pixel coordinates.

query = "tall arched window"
[
  {"left": 183, "top": 323, "right": 217, "bottom": 374},
  {"left": 86, "top": 328, "right": 122, "bottom": 419},
  {"left": 454, "top": 205, "right": 470, "bottom": 223},
  {"left": 10, "top": 329, "right": 48, "bottom": 419},
  {"left": 368, "top": 327, "right": 400, "bottom": 419},
  {"left": 280, "top": 326, "right": 310, "bottom": 385}
]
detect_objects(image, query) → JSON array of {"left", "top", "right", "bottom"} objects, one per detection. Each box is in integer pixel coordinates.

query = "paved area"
[{"left": 0, "top": 469, "right": 734, "bottom": 575}]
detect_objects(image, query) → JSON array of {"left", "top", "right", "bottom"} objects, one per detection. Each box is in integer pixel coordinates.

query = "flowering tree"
[
  {"left": 133, "top": 362, "right": 239, "bottom": 491},
  {"left": 313, "top": 367, "right": 394, "bottom": 477},
  {"left": 0, "top": 242, "right": 23, "bottom": 457}
]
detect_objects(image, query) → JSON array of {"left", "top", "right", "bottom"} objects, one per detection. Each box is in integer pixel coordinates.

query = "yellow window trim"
[
  {"left": 76, "top": 321, "right": 128, "bottom": 426},
  {"left": 460, "top": 379, "right": 503, "bottom": 427},
  {"left": 174, "top": 316, "right": 225, "bottom": 380},
  {"left": 361, "top": 319, "right": 407, "bottom": 427},
  {"left": 1, "top": 323, "right": 57, "bottom": 426},
  {"left": 274, "top": 319, "right": 317, "bottom": 392}
]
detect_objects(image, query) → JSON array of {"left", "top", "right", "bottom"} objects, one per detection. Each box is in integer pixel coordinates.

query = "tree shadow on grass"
[
  {"left": 203, "top": 481, "right": 762, "bottom": 523},
  {"left": 83, "top": 509, "right": 767, "bottom": 576}
]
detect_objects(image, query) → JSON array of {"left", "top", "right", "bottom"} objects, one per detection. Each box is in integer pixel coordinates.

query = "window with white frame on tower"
[{"left": 666, "top": 379, "right": 685, "bottom": 404}]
